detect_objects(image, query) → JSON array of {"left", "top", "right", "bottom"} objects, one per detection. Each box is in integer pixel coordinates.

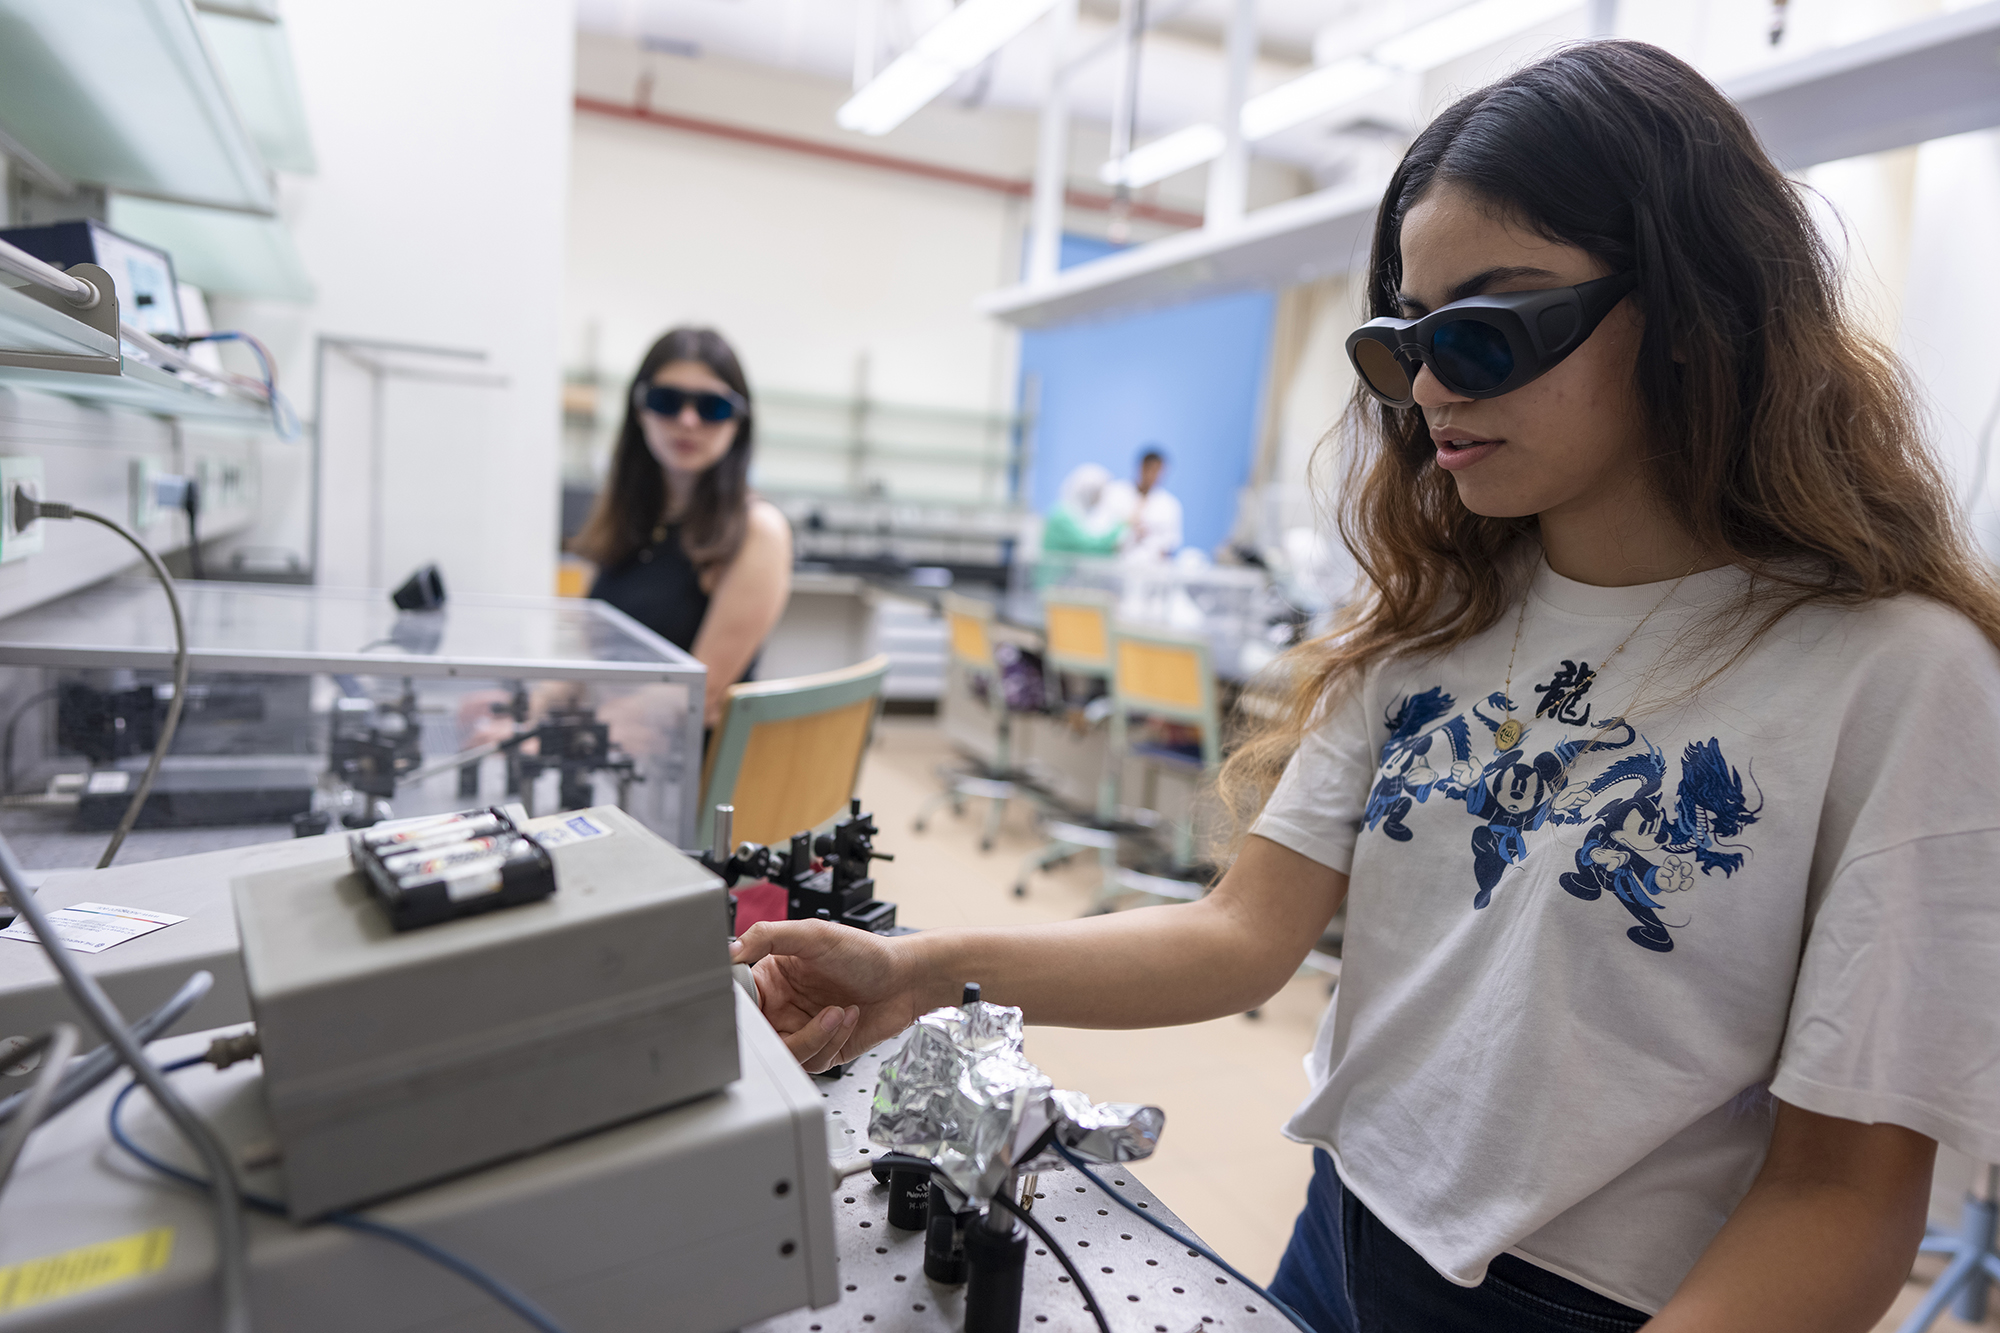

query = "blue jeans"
[{"left": 1269, "top": 1150, "right": 1650, "bottom": 1333}]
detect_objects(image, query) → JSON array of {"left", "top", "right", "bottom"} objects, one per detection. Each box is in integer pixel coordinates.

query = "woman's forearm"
[
  {"left": 1647, "top": 1103, "right": 1934, "bottom": 1332},
  {"left": 902, "top": 837, "right": 1348, "bottom": 1027}
]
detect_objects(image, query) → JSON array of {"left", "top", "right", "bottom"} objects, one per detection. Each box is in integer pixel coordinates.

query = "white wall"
[
  {"left": 216, "top": 0, "right": 575, "bottom": 598},
  {"left": 1900, "top": 128, "right": 2000, "bottom": 550},
  {"left": 568, "top": 37, "right": 1026, "bottom": 418},
  {"left": 564, "top": 32, "right": 1310, "bottom": 470}
]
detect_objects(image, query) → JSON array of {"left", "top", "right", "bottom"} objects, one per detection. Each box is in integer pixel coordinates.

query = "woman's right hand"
[{"left": 731, "top": 919, "right": 931, "bottom": 1073}]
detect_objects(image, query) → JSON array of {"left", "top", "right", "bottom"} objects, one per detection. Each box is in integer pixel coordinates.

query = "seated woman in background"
[
  {"left": 572, "top": 327, "right": 791, "bottom": 729},
  {"left": 1040, "top": 463, "right": 1127, "bottom": 556}
]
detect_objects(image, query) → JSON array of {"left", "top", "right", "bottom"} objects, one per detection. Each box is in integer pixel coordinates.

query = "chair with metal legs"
[
  {"left": 1013, "top": 590, "right": 1126, "bottom": 896},
  {"left": 1898, "top": 1164, "right": 2000, "bottom": 1333},
  {"left": 1083, "top": 621, "right": 1223, "bottom": 914},
  {"left": 912, "top": 593, "right": 1029, "bottom": 853}
]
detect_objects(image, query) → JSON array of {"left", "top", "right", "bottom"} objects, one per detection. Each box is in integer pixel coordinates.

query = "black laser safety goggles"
[
  {"left": 633, "top": 382, "right": 748, "bottom": 424},
  {"left": 1345, "top": 271, "right": 1637, "bottom": 407}
]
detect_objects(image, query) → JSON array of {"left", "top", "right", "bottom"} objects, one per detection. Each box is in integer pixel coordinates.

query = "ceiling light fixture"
[
  {"left": 1094, "top": 0, "right": 1582, "bottom": 194},
  {"left": 1370, "top": 0, "right": 1581, "bottom": 71},
  {"left": 1239, "top": 57, "right": 1397, "bottom": 141},
  {"left": 837, "top": 0, "right": 1059, "bottom": 136},
  {"left": 1098, "top": 123, "right": 1227, "bottom": 187}
]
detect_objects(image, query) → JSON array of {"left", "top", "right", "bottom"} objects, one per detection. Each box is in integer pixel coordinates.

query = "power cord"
[
  {"left": 0, "top": 834, "right": 250, "bottom": 1333},
  {"left": 15, "top": 494, "right": 188, "bottom": 869},
  {"left": 1051, "top": 1141, "right": 1316, "bottom": 1333},
  {"left": 110, "top": 1055, "right": 570, "bottom": 1333}
]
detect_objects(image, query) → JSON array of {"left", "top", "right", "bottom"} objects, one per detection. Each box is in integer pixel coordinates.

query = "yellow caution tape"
[{"left": 0, "top": 1228, "right": 174, "bottom": 1313}]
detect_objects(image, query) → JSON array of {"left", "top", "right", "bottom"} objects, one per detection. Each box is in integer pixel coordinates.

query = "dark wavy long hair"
[
  {"left": 571, "top": 326, "right": 755, "bottom": 579},
  {"left": 1219, "top": 38, "right": 2000, "bottom": 840}
]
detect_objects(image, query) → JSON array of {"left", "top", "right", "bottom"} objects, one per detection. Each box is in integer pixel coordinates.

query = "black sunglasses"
[
  {"left": 1345, "top": 272, "right": 1637, "bottom": 407},
  {"left": 634, "top": 382, "right": 748, "bottom": 424}
]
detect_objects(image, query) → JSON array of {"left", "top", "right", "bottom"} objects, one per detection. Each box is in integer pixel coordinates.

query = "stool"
[
  {"left": 912, "top": 593, "right": 1035, "bottom": 853},
  {"left": 1013, "top": 590, "right": 1142, "bottom": 897},
  {"left": 1084, "top": 621, "right": 1222, "bottom": 913},
  {"left": 1899, "top": 1164, "right": 2000, "bottom": 1332}
]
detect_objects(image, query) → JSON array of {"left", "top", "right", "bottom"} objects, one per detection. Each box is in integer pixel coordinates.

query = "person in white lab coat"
[{"left": 1101, "top": 447, "right": 1183, "bottom": 560}]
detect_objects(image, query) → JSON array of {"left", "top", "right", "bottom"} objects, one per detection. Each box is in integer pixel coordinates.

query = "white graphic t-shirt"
[{"left": 1252, "top": 560, "right": 2000, "bottom": 1313}]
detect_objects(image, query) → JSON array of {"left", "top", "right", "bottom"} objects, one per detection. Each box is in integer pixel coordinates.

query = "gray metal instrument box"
[
  {"left": 233, "top": 804, "right": 739, "bottom": 1218},
  {"left": 0, "top": 992, "right": 837, "bottom": 1332}
]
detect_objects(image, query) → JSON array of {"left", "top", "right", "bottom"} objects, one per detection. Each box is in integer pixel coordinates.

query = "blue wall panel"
[{"left": 1018, "top": 234, "right": 1276, "bottom": 555}]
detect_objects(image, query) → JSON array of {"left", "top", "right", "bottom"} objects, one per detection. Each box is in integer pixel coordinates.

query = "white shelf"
[
  {"left": 0, "top": 281, "right": 273, "bottom": 425},
  {"left": 976, "top": 179, "right": 1381, "bottom": 329},
  {"left": 195, "top": 1, "right": 317, "bottom": 176},
  {"left": 0, "top": 0, "right": 276, "bottom": 214},
  {"left": 1724, "top": 0, "right": 2000, "bottom": 171},
  {"left": 0, "top": 280, "right": 121, "bottom": 369},
  {"left": 977, "top": 2, "right": 2000, "bottom": 328},
  {"left": 0, "top": 358, "right": 274, "bottom": 426},
  {"left": 109, "top": 194, "right": 314, "bottom": 302}
]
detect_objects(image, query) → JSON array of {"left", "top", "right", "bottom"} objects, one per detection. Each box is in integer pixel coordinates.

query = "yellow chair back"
[
  {"left": 699, "top": 655, "right": 890, "bottom": 848},
  {"left": 1044, "top": 594, "right": 1112, "bottom": 673}
]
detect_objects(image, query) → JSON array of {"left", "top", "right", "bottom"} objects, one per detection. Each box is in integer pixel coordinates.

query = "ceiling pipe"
[{"left": 573, "top": 94, "right": 1205, "bottom": 230}]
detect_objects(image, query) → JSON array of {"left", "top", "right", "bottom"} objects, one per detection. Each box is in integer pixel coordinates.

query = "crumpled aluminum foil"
[{"left": 868, "top": 1000, "right": 1164, "bottom": 1203}]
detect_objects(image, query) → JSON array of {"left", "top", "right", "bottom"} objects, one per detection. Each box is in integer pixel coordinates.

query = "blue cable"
[
  {"left": 109, "top": 1060, "right": 569, "bottom": 1333},
  {"left": 1052, "top": 1140, "right": 1317, "bottom": 1333},
  {"left": 180, "top": 331, "right": 300, "bottom": 440}
]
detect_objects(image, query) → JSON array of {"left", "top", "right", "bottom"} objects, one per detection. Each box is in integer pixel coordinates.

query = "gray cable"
[
  {"left": 0, "top": 836, "right": 250, "bottom": 1333},
  {"left": 0, "top": 970, "right": 214, "bottom": 1128},
  {"left": 0, "top": 1022, "right": 78, "bottom": 1194},
  {"left": 58, "top": 508, "right": 189, "bottom": 869}
]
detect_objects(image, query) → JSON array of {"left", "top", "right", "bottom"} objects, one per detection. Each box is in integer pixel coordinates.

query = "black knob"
[{"left": 962, "top": 983, "right": 981, "bottom": 1008}]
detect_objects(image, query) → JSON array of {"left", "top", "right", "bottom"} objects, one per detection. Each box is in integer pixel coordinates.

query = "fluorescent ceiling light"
[
  {"left": 1099, "top": 124, "right": 1227, "bottom": 188},
  {"left": 1241, "top": 57, "right": 1397, "bottom": 141},
  {"left": 1371, "top": 0, "right": 1580, "bottom": 72},
  {"left": 837, "top": 0, "right": 1058, "bottom": 136},
  {"left": 1097, "top": 0, "right": 1578, "bottom": 190}
]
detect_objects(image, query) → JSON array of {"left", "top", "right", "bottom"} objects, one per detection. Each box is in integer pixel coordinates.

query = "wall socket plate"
[{"left": 0, "top": 457, "right": 45, "bottom": 564}]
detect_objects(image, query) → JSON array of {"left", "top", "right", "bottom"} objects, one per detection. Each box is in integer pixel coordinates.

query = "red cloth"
[{"left": 732, "top": 879, "right": 788, "bottom": 936}]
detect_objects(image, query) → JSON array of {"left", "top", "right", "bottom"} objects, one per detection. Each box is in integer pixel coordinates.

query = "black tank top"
[
  {"left": 591, "top": 524, "right": 708, "bottom": 653},
  {"left": 589, "top": 524, "right": 757, "bottom": 682}
]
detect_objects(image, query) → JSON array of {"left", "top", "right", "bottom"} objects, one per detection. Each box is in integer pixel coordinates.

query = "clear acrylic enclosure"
[{"left": 0, "top": 581, "right": 703, "bottom": 864}]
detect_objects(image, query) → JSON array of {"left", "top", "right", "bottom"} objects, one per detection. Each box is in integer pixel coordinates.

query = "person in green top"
[{"left": 1041, "top": 463, "right": 1126, "bottom": 555}]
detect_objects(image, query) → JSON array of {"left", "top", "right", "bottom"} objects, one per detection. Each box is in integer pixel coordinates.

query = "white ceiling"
[{"left": 571, "top": 0, "right": 1450, "bottom": 181}]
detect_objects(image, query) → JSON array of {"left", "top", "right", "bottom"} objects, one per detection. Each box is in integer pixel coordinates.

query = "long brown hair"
[
  {"left": 1220, "top": 39, "right": 2000, "bottom": 834},
  {"left": 571, "top": 326, "right": 755, "bottom": 579}
]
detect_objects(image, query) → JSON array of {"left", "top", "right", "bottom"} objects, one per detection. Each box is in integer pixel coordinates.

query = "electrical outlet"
[
  {"left": 0, "top": 457, "right": 45, "bottom": 564},
  {"left": 129, "top": 457, "right": 158, "bottom": 531}
]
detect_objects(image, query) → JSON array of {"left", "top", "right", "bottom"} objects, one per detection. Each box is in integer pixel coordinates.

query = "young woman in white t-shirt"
[{"left": 733, "top": 40, "right": 2000, "bottom": 1331}]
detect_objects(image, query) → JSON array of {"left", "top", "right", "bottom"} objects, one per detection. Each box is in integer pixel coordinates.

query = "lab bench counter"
[{"left": 750, "top": 1044, "right": 1300, "bottom": 1333}]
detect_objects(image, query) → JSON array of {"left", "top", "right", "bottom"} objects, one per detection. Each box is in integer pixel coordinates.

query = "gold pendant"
[{"left": 1495, "top": 719, "right": 1523, "bottom": 750}]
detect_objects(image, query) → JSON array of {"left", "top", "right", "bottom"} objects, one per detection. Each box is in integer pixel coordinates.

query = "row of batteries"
[{"left": 348, "top": 805, "right": 559, "bottom": 931}]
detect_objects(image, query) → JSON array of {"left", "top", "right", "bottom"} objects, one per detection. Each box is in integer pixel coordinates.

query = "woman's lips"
[{"left": 1433, "top": 435, "right": 1503, "bottom": 472}]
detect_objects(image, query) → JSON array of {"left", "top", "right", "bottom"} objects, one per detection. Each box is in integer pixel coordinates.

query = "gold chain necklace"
[{"left": 1493, "top": 558, "right": 1699, "bottom": 752}]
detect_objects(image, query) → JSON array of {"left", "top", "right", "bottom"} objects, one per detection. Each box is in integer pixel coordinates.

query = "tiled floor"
[{"left": 853, "top": 715, "right": 1995, "bottom": 1332}]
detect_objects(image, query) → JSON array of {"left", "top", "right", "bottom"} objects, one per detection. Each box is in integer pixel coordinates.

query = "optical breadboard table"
[{"left": 748, "top": 1044, "right": 1297, "bottom": 1333}]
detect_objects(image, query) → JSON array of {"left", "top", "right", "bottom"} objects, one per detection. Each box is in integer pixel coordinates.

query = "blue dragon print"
[
  {"left": 1363, "top": 684, "right": 1761, "bottom": 953},
  {"left": 1557, "top": 738, "right": 1762, "bottom": 952}
]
